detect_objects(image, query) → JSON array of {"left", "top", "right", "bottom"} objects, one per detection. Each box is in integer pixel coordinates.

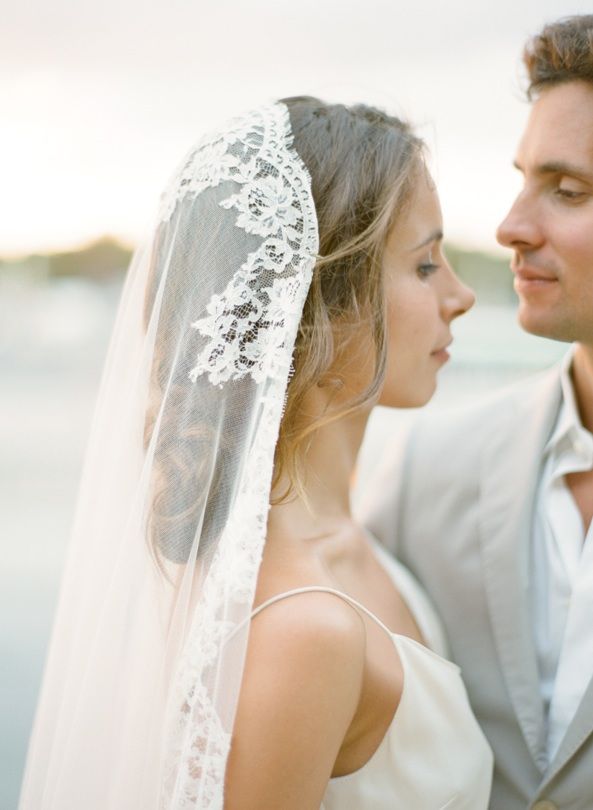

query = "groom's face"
[{"left": 496, "top": 80, "right": 593, "bottom": 346}]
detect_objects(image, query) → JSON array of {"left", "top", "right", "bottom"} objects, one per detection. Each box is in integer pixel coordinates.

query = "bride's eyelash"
[
  {"left": 417, "top": 263, "right": 439, "bottom": 277},
  {"left": 417, "top": 250, "right": 440, "bottom": 278}
]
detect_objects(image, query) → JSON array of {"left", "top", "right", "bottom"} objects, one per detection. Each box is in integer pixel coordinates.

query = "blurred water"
[
  {"left": 0, "top": 275, "right": 566, "bottom": 809},
  {"left": 1, "top": 276, "right": 120, "bottom": 810}
]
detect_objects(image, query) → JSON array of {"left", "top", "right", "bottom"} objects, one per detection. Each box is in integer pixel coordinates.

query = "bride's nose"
[{"left": 441, "top": 263, "right": 475, "bottom": 321}]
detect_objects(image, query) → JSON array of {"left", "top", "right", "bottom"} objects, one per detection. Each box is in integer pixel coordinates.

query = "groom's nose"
[{"left": 496, "top": 192, "right": 542, "bottom": 251}]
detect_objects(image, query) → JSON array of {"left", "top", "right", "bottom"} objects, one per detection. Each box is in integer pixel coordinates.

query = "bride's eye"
[
  {"left": 417, "top": 259, "right": 439, "bottom": 279},
  {"left": 418, "top": 263, "right": 438, "bottom": 278}
]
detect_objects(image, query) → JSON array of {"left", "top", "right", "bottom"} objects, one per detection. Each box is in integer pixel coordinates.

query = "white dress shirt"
[{"left": 531, "top": 350, "right": 593, "bottom": 763}]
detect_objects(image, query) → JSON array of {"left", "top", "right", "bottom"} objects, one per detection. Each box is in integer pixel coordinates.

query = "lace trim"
[{"left": 159, "top": 103, "right": 318, "bottom": 809}]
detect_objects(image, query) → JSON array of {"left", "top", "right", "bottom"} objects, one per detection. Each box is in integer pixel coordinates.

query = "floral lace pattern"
[{"left": 159, "top": 104, "right": 318, "bottom": 809}]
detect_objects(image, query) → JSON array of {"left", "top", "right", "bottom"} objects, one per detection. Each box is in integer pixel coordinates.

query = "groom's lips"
[{"left": 513, "top": 264, "right": 559, "bottom": 293}]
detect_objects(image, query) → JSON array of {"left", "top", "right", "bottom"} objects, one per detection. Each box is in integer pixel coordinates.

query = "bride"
[{"left": 19, "top": 97, "right": 492, "bottom": 809}]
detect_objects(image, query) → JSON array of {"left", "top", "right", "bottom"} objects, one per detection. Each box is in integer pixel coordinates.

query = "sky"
[{"left": 2, "top": 0, "right": 592, "bottom": 258}]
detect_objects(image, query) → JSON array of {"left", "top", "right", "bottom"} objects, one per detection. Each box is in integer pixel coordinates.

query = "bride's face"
[{"left": 378, "top": 175, "right": 475, "bottom": 408}]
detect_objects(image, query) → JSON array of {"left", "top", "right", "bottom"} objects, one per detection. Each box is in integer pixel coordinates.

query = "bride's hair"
[
  {"left": 275, "top": 96, "right": 423, "bottom": 499},
  {"left": 145, "top": 97, "right": 423, "bottom": 562}
]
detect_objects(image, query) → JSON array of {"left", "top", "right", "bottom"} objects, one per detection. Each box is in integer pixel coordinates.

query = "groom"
[{"left": 363, "top": 15, "right": 593, "bottom": 810}]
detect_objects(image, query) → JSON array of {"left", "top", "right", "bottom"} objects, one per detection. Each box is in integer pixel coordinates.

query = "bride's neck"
[{"left": 268, "top": 384, "right": 371, "bottom": 542}]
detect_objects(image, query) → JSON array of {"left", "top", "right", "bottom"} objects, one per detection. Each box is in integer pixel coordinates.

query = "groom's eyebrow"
[
  {"left": 513, "top": 158, "right": 593, "bottom": 182},
  {"left": 410, "top": 229, "right": 443, "bottom": 252}
]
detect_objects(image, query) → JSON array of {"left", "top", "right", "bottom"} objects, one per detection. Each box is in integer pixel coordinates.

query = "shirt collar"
[{"left": 544, "top": 346, "right": 593, "bottom": 462}]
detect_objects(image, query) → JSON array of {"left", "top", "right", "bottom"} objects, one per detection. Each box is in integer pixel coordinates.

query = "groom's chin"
[{"left": 516, "top": 303, "right": 577, "bottom": 345}]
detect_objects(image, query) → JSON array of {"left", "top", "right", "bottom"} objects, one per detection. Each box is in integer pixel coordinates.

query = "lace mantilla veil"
[{"left": 19, "top": 102, "right": 319, "bottom": 810}]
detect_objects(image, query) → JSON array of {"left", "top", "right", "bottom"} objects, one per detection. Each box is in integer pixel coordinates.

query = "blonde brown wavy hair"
[{"left": 275, "top": 96, "right": 423, "bottom": 500}]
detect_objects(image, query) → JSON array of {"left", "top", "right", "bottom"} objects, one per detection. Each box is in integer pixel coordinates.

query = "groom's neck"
[{"left": 572, "top": 343, "right": 593, "bottom": 434}]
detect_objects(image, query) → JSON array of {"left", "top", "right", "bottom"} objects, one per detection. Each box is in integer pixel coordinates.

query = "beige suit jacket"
[{"left": 362, "top": 362, "right": 593, "bottom": 809}]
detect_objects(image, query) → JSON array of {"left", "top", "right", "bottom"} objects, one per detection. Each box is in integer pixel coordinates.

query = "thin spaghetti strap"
[{"left": 250, "top": 586, "right": 394, "bottom": 639}]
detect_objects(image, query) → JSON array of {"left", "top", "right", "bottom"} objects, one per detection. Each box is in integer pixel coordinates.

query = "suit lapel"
[
  {"left": 543, "top": 674, "right": 593, "bottom": 785},
  {"left": 479, "top": 366, "right": 562, "bottom": 772}
]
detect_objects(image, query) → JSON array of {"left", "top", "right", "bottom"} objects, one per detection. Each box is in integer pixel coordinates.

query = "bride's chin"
[{"left": 377, "top": 380, "right": 437, "bottom": 410}]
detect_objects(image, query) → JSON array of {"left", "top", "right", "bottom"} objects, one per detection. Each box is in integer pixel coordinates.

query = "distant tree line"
[
  {"left": 0, "top": 237, "right": 132, "bottom": 282},
  {"left": 445, "top": 244, "right": 515, "bottom": 305},
  {"left": 1, "top": 237, "right": 516, "bottom": 304},
  {"left": 45, "top": 237, "right": 133, "bottom": 280}
]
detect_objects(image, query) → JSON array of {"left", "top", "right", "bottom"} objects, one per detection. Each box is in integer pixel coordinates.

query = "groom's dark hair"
[{"left": 524, "top": 15, "right": 593, "bottom": 98}]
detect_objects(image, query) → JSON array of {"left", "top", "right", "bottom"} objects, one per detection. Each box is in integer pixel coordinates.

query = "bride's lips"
[
  {"left": 431, "top": 340, "right": 452, "bottom": 364},
  {"left": 513, "top": 264, "right": 559, "bottom": 293}
]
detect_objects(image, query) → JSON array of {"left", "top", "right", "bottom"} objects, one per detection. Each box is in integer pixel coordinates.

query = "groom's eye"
[{"left": 554, "top": 176, "right": 590, "bottom": 202}]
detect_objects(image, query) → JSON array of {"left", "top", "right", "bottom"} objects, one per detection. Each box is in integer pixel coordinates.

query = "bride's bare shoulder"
[
  {"left": 226, "top": 590, "right": 366, "bottom": 808},
  {"left": 251, "top": 586, "right": 367, "bottom": 655},
  {"left": 246, "top": 525, "right": 369, "bottom": 686}
]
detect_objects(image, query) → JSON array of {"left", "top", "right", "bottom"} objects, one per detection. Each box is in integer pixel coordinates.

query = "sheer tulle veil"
[{"left": 19, "top": 102, "right": 319, "bottom": 810}]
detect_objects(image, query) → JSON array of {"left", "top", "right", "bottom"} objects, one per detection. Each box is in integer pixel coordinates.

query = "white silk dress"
[{"left": 250, "top": 540, "right": 493, "bottom": 809}]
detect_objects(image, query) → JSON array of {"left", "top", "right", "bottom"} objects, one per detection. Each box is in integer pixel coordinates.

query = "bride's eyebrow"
[{"left": 410, "top": 229, "right": 443, "bottom": 252}]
